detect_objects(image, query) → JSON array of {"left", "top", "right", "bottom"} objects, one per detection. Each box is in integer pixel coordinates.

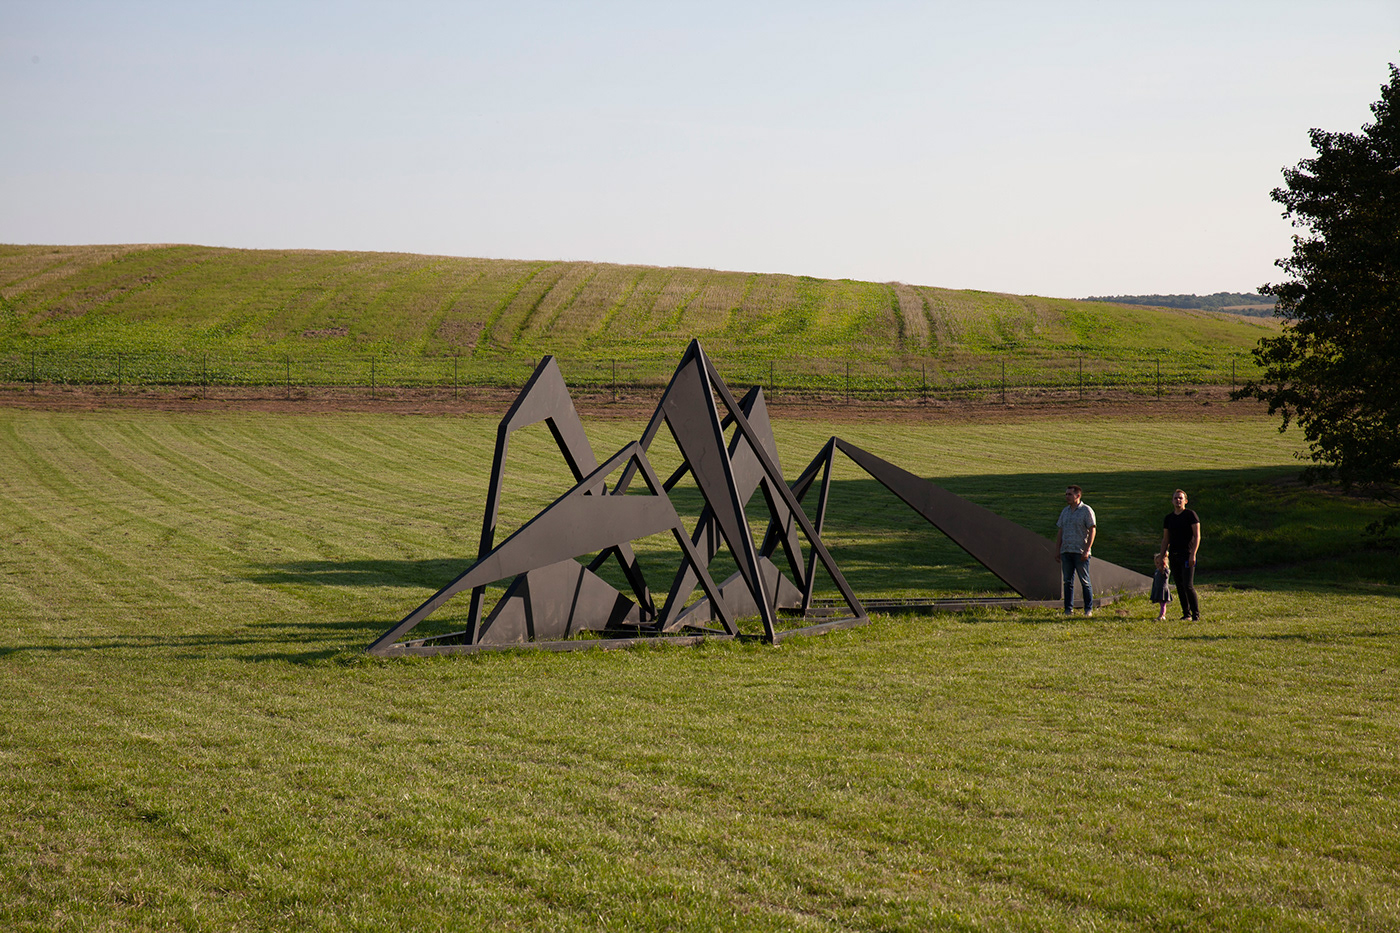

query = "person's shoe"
[
  {"left": 1181, "top": 614, "right": 1192, "bottom": 621},
  {"left": 1191, "top": 613, "right": 1200, "bottom": 621},
  {"left": 1084, "top": 609, "right": 1094, "bottom": 617}
]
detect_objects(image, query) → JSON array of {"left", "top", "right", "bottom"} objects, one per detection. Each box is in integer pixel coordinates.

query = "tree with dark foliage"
[{"left": 1236, "top": 63, "right": 1400, "bottom": 542}]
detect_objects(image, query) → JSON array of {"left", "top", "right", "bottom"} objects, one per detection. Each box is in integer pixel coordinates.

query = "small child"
[{"left": 1151, "top": 551, "right": 1172, "bottom": 620}]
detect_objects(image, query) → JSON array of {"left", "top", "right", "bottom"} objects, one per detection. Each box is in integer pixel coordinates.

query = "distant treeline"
[{"left": 1082, "top": 292, "right": 1275, "bottom": 316}]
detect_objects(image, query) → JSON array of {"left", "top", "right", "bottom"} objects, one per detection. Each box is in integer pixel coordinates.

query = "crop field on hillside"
[
  {"left": 0, "top": 245, "right": 1279, "bottom": 395},
  {"left": 2, "top": 407, "right": 1397, "bottom": 931}
]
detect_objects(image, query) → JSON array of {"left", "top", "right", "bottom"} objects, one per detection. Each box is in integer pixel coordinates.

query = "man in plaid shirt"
[{"left": 1055, "top": 485, "right": 1096, "bottom": 616}]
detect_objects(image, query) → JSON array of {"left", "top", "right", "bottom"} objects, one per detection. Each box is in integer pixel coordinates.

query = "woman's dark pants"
[{"left": 1168, "top": 554, "right": 1200, "bottom": 619}]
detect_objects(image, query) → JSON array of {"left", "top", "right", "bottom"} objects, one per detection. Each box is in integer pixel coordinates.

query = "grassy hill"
[{"left": 0, "top": 244, "right": 1280, "bottom": 391}]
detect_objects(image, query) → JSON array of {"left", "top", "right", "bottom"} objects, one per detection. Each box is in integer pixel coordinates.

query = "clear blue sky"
[{"left": 2, "top": 1, "right": 1396, "bottom": 297}]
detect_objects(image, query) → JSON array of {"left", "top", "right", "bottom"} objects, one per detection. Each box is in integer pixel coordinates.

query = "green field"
[
  {"left": 2, "top": 406, "right": 1397, "bottom": 931},
  {"left": 0, "top": 244, "right": 1279, "bottom": 393}
]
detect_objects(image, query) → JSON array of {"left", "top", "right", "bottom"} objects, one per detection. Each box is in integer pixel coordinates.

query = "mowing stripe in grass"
[{"left": 1, "top": 408, "right": 1396, "bottom": 931}]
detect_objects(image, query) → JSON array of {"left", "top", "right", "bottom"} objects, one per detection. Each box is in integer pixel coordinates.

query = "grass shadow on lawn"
[
  {"left": 919, "top": 465, "right": 1398, "bottom": 592},
  {"left": 245, "top": 558, "right": 470, "bottom": 589},
  {"left": 245, "top": 464, "right": 1398, "bottom": 614},
  {"left": 0, "top": 618, "right": 385, "bottom": 665},
  {"left": 21, "top": 461, "right": 1366, "bottom": 662}
]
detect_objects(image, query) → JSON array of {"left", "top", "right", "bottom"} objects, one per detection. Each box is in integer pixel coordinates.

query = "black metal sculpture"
[
  {"left": 367, "top": 340, "right": 1151, "bottom": 656},
  {"left": 368, "top": 341, "right": 867, "bottom": 655}
]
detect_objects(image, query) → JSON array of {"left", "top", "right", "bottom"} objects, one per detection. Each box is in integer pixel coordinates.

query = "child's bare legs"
[{"left": 1153, "top": 552, "right": 1170, "bottom": 621}]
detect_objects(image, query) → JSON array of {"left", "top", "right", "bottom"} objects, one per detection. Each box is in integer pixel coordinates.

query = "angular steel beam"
[
  {"left": 660, "top": 383, "right": 807, "bottom": 631},
  {"left": 465, "top": 356, "right": 653, "bottom": 642},
  {"left": 691, "top": 345, "right": 868, "bottom": 638}
]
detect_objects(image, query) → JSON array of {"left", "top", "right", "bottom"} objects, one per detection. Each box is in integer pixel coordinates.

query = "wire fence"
[{"left": 0, "top": 349, "right": 1261, "bottom": 402}]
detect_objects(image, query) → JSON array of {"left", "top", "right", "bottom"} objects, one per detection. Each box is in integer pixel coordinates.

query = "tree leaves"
[{"left": 1238, "top": 63, "right": 1400, "bottom": 518}]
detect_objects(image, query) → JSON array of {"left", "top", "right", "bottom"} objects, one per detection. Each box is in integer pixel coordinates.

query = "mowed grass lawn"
[{"left": 1, "top": 407, "right": 1397, "bottom": 931}]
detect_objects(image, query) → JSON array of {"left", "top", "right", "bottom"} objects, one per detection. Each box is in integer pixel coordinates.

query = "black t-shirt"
[{"left": 1163, "top": 509, "right": 1200, "bottom": 554}]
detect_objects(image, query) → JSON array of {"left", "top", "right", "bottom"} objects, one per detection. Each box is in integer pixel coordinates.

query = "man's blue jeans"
[{"left": 1061, "top": 552, "right": 1093, "bottom": 613}]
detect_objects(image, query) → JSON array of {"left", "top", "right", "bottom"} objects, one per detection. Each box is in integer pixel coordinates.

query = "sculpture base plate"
[{"left": 805, "top": 593, "right": 1132, "bottom": 616}]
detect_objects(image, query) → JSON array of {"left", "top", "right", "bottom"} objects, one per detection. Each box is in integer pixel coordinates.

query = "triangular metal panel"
[
  {"left": 693, "top": 346, "right": 868, "bottom": 633},
  {"left": 789, "top": 438, "right": 838, "bottom": 613},
  {"left": 650, "top": 344, "right": 777, "bottom": 637},
  {"left": 661, "top": 384, "right": 807, "bottom": 627},
  {"left": 666, "top": 556, "right": 805, "bottom": 630},
  {"left": 832, "top": 439, "right": 1151, "bottom": 600},
  {"left": 369, "top": 442, "right": 735, "bottom": 654},
  {"left": 475, "top": 560, "right": 643, "bottom": 645},
  {"left": 466, "top": 356, "right": 653, "bottom": 641}
]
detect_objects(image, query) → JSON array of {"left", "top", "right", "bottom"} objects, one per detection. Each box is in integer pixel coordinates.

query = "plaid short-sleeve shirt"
[{"left": 1056, "top": 503, "right": 1096, "bottom": 555}]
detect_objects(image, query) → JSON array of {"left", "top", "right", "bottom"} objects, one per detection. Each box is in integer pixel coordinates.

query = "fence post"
[
  {"left": 286, "top": 357, "right": 291, "bottom": 399},
  {"left": 1156, "top": 359, "right": 1161, "bottom": 399},
  {"left": 845, "top": 361, "right": 850, "bottom": 403},
  {"left": 202, "top": 352, "right": 208, "bottom": 399},
  {"left": 921, "top": 361, "right": 927, "bottom": 402},
  {"left": 1001, "top": 359, "right": 1007, "bottom": 405},
  {"left": 612, "top": 359, "right": 617, "bottom": 403},
  {"left": 454, "top": 354, "right": 459, "bottom": 399},
  {"left": 1078, "top": 356, "right": 1083, "bottom": 399},
  {"left": 30, "top": 349, "right": 36, "bottom": 392},
  {"left": 117, "top": 353, "right": 123, "bottom": 394},
  {"left": 370, "top": 356, "right": 376, "bottom": 400}
]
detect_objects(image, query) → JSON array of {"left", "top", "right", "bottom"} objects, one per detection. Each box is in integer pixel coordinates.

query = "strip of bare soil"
[{"left": 0, "top": 382, "right": 1270, "bottom": 423}]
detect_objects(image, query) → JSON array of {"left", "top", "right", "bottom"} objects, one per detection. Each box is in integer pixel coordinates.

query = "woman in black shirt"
[{"left": 1159, "top": 489, "right": 1201, "bottom": 621}]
